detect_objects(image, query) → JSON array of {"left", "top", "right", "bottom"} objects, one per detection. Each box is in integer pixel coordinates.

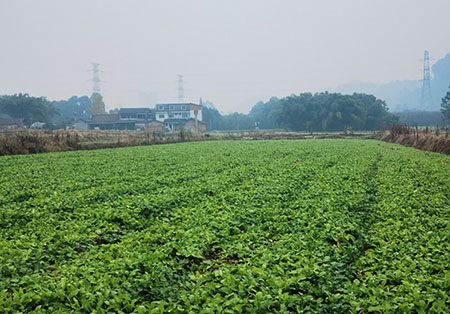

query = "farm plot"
[{"left": 0, "top": 139, "right": 449, "bottom": 313}]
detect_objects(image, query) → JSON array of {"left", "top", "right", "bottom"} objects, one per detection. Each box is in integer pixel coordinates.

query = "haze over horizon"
[{"left": 1, "top": 0, "right": 450, "bottom": 113}]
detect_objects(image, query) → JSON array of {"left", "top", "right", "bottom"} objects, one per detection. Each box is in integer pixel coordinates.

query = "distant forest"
[
  {"left": 205, "top": 92, "right": 399, "bottom": 132},
  {"left": 0, "top": 94, "right": 58, "bottom": 125},
  {"left": 0, "top": 94, "right": 96, "bottom": 128}
]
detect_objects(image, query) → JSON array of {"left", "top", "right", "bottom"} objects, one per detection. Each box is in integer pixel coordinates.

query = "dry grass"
[
  {"left": 0, "top": 129, "right": 377, "bottom": 156},
  {"left": 378, "top": 124, "right": 450, "bottom": 155},
  {"left": 0, "top": 130, "right": 209, "bottom": 156},
  {"left": 0, "top": 130, "right": 80, "bottom": 155}
]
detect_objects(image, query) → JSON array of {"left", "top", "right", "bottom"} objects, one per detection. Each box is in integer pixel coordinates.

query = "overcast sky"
[{"left": 1, "top": 0, "right": 449, "bottom": 113}]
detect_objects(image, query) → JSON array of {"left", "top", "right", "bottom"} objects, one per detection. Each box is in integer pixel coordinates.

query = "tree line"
[
  {"left": 204, "top": 92, "right": 399, "bottom": 132},
  {"left": 2, "top": 87, "right": 450, "bottom": 130},
  {"left": 0, "top": 94, "right": 58, "bottom": 125},
  {"left": 0, "top": 93, "right": 105, "bottom": 127}
]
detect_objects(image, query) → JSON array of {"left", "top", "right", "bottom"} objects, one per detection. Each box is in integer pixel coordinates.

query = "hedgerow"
[{"left": 0, "top": 140, "right": 448, "bottom": 313}]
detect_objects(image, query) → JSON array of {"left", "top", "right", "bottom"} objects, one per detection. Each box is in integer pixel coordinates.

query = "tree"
[
  {"left": 52, "top": 95, "right": 92, "bottom": 125},
  {"left": 0, "top": 93, "right": 59, "bottom": 125},
  {"left": 441, "top": 85, "right": 450, "bottom": 121},
  {"left": 90, "top": 94, "right": 106, "bottom": 114},
  {"left": 275, "top": 92, "right": 395, "bottom": 132},
  {"left": 248, "top": 97, "right": 282, "bottom": 129},
  {"left": 203, "top": 107, "right": 223, "bottom": 131}
]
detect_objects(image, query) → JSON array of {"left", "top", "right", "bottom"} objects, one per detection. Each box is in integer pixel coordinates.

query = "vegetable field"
[{"left": 1, "top": 140, "right": 449, "bottom": 313}]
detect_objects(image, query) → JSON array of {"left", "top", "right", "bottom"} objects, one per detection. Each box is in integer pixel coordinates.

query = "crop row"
[{"left": 0, "top": 140, "right": 449, "bottom": 313}]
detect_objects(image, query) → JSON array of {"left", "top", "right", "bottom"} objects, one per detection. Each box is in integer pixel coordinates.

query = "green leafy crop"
[{"left": 0, "top": 140, "right": 449, "bottom": 313}]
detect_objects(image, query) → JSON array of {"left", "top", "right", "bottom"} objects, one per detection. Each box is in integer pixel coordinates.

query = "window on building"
[
  {"left": 169, "top": 105, "right": 174, "bottom": 110},
  {"left": 158, "top": 105, "right": 164, "bottom": 110},
  {"left": 182, "top": 113, "right": 189, "bottom": 118},
  {"left": 181, "top": 105, "right": 186, "bottom": 110},
  {"left": 169, "top": 114, "right": 174, "bottom": 118},
  {"left": 158, "top": 114, "right": 165, "bottom": 118}
]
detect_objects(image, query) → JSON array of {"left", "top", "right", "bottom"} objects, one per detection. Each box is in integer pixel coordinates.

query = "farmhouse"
[
  {"left": 118, "top": 108, "right": 154, "bottom": 130},
  {"left": 155, "top": 103, "right": 203, "bottom": 122},
  {"left": 146, "top": 121, "right": 163, "bottom": 132},
  {"left": 73, "top": 102, "right": 205, "bottom": 132},
  {"left": 185, "top": 119, "right": 206, "bottom": 132},
  {"left": 87, "top": 114, "right": 136, "bottom": 130},
  {"left": 156, "top": 103, "right": 203, "bottom": 132}
]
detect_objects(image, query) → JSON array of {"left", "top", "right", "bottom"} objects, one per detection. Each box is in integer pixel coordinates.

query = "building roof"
[
  {"left": 0, "top": 114, "right": 23, "bottom": 126},
  {"left": 91, "top": 114, "right": 119, "bottom": 123},
  {"left": 155, "top": 103, "right": 202, "bottom": 111},
  {"left": 119, "top": 108, "right": 153, "bottom": 113},
  {"left": 157, "top": 103, "right": 198, "bottom": 106},
  {"left": 75, "top": 118, "right": 91, "bottom": 123},
  {"left": 88, "top": 120, "right": 136, "bottom": 125}
]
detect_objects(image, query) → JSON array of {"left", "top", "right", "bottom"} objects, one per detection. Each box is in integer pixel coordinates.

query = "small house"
[
  {"left": 73, "top": 119, "right": 89, "bottom": 130},
  {"left": 163, "top": 118, "right": 187, "bottom": 132},
  {"left": 119, "top": 108, "right": 154, "bottom": 129},
  {"left": 88, "top": 114, "right": 135, "bottom": 130},
  {"left": 185, "top": 119, "right": 206, "bottom": 132},
  {"left": 146, "top": 121, "right": 163, "bottom": 132}
]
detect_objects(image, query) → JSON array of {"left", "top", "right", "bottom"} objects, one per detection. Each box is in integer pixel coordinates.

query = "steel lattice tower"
[
  {"left": 91, "top": 63, "right": 101, "bottom": 94},
  {"left": 178, "top": 75, "right": 184, "bottom": 103},
  {"left": 420, "top": 51, "right": 433, "bottom": 111}
]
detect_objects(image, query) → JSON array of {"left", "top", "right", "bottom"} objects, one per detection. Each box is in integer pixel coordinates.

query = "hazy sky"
[{"left": 1, "top": 0, "right": 449, "bottom": 113}]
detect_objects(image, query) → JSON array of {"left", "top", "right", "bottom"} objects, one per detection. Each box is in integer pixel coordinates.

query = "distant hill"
[{"left": 335, "top": 53, "right": 450, "bottom": 112}]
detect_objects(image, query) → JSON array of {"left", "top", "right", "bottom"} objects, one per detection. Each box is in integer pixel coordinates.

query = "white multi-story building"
[
  {"left": 155, "top": 103, "right": 204, "bottom": 131},
  {"left": 155, "top": 103, "right": 203, "bottom": 122}
]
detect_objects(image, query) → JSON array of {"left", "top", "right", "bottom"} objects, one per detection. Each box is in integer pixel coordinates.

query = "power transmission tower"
[
  {"left": 91, "top": 63, "right": 102, "bottom": 94},
  {"left": 420, "top": 51, "right": 433, "bottom": 111},
  {"left": 178, "top": 75, "right": 184, "bottom": 103}
]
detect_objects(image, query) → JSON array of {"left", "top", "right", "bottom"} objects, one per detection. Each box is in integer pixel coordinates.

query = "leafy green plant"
[{"left": 0, "top": 140, "right": 448, "bottom": 312}]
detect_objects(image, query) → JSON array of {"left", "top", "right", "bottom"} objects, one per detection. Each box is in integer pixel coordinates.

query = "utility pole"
[
  {"left": 178, "top": 75, "right": 184, "bottom": 103},
  {"left": 420, "top": 51, "right": 433, "bottom": 111},
  {"left": 90, "top": 63, "right": 102, "bottom": 95}
]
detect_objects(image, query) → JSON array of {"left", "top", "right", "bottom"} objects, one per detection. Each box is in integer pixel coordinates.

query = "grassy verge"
[{"left": 378, "top": 124, "right": 450, "bottom": 155}]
